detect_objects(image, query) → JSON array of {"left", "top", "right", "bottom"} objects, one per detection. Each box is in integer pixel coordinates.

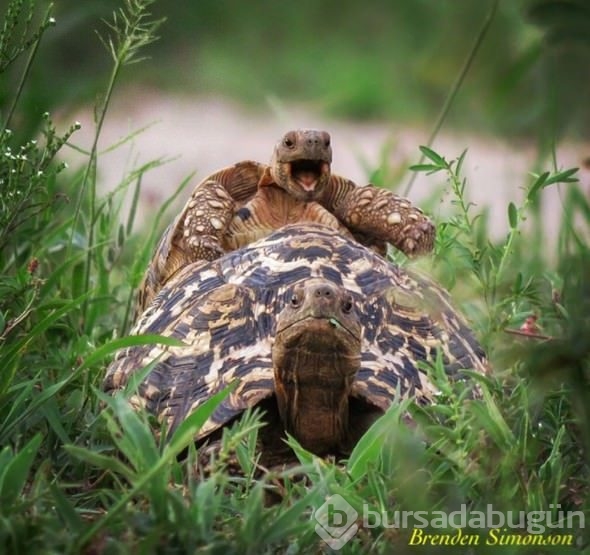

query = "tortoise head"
[
  {"left": 268, "top": 129, "right": 332, "bottom": 201},
  {"left": 272, "top": 278, "right": 362, "bottom": 454}
]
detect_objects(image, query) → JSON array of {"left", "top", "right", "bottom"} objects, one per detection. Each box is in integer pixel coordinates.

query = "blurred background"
[{"left": 3, "top": 0, "right": 590, "bottom": 233}]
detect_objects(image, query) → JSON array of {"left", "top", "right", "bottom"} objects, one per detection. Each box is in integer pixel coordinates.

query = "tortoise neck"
[{"left": 273, "top": 346, "right": 360, "bottom": 455}]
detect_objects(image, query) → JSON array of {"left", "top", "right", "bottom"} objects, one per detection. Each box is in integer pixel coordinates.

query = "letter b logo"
[
  {"left": 314, "top": 494, "right": 359, "bottom": 550},
  {"left": 328, "top": 504, "right": 347, "bottom": 527}
]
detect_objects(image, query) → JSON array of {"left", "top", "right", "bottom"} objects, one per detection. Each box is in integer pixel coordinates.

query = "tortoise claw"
[
  {"left": 339, "top": 184, "right": 435, "bottom": 257},
  {"left": 186, "top": 234, "right": 226, "bottom": 261},
  {"left": 398, "top": 219, "right": 436, "bottom": 256}
]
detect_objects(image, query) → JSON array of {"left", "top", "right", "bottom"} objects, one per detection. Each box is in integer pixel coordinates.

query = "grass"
[{"left": 1, "top": 1, "right": 589, "bottom": 553}]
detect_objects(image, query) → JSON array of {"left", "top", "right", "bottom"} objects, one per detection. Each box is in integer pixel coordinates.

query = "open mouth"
[{"left": 289, "top": 159, "right": 329, "bottom": 192}]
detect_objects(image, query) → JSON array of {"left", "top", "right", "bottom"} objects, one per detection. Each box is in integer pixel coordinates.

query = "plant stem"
[
  {"left": 449, "top": 169, "right": 473, "bottom": 235},
  {"left": 68, "top": 54, "right": 122, "bottom": 323},
  {"left": 403, "top": 0, "right": 499, "bottom": 196},
  {"left": 1, "top": 5, "right": 53, "bottom": 135}
]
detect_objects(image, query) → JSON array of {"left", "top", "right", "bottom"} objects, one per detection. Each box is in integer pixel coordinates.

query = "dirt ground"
[{"left": 63, "top": 90, "right": 590, "bottom": 241}]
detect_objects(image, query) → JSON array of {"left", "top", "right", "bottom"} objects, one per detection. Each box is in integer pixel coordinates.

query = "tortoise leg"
[
  {"left": 137, "top": 180, "right": 234, "bottom": 313},
  {"left": 135, "top": 182, "right": 230, "bottom": 313},
  {"left": 350, "top": 230, "right": 388, "bottom": 258},
  {"left": 328, "top": 178, "right": 435, "bottom": 256},
  {"left": 299, "top": 202, "right": 356, "bottom": 239},
  {"left": 180, "top": 179, "right": 236, "bottom": 261}
]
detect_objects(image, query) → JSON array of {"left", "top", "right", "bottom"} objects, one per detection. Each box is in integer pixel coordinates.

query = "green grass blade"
[
  {"left": 0, "top": 433, "right": 41, "bottom": 507},
  {"left": 165, "top": 383, "right": 237, "bottom": 456},
  {"left": 80, "top": 333, "right": 184, "bottom": 370},
  {"left": 64, "top": 445, "right": 135, "bottom": 481},
  {"left": 48, "top": 483, "right": 85, "bottom": 535},
  {"left": 73, "top": 383, "right": 234, "bottom": 550},
  {"left": 0, "top": 369, "right": 86, "bottom": 445},
  {"left": 346, "top": 397, "right": 411, "bottom": 480},
  {"left": 104, "top": 393, "right": 160, "bottom": 471},
  {"left": 0, "top": 294, "right": 88, "bottom": 394}
]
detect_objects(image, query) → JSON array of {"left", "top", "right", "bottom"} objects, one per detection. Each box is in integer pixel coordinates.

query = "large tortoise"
[
  {"left": 137, "top": 129, "right": 435, "bottom": 311},
  {"left": 106, "top": 224, "right": 486, "bottom": 463}
]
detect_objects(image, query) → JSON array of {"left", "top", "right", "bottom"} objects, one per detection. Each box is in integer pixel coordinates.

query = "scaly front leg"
[
  {"left": 181, "top": 179, "right": 236, "bottom": 261},
  {"left": 325, "top": 176, "right": 435, "bottom": 256},
  {"left": 179, "top": 161, "right": 265, "bottom": 261}
]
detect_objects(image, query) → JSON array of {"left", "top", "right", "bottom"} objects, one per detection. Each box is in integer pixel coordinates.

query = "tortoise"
[
  {"left": 106, "top": 223, "right": 486, "bottom": 464},
  {"left": 137, "top": 129, "right": 435, "bottom": 312}
]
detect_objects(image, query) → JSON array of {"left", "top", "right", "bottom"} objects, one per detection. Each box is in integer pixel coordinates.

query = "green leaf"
[
  {"left": 0, "top": 448, "right": 14, "bottom": 486},
  {"left": 122, "top": 358, "right": 161, "bottom": 396},
  {"left": 418, "top": 145, "right": 446, "bottom": 167},
  {"left": 193, "top": 478, "right": 223, "bottom": 536},
  {"left": 543, "top": 167, "right": 579, "bottom": 186},
  {"left": 0, "top": 376, "right": 81, "bottom": 445},
  {"left": 469, "top": 391, "right": 514, "bottom": 451},
  {"left": 80, "top": 333, "right": 185, "bottom": 370},
  {"left": 0, "top": 294, "right": 88, "bottom": 395},
  {"left": 126, "top": 166, "right": 144, "bottom": 236},
  {"left": 528, "top": 167, "right": 578, "bottom": 201},
  {"left": 71, "top": 262, "right": 85, "bottom": 300},
  {"left": 508, "top": 201, "right": 518, "bottom": 229},
  {"left": 239, "top": 482, "right": 323, "bottom": 548},
  {"left": 165, "top": 382, "right": 237, "bottom": 456},
  {"left": 284, "top": 434, "right": 315, "bottom": 466},
  {"left": 98, "top": 392, "right": 160, "bottom": 471},
  {"left": 260, "top": 487, "right": 322, "bottom": 543},
  {"left": 0, "top": 433, "right": 42, "bottom": 506},
  {"left": 409, "top": 163, "right": 441, "bottom": 174},
  {"left": 527, "top": 171, "right": 549, "bottom": 200},
  {"left": 64, "top": 445, "right": 134, "bottom": 480},
  {"left": 0, "top": 380, "right": 35, "bottom": 443},
  {"left": 49, "top": 483, "right": 84, "bottom": 534},
  {"left": 347, "top": 398, "right": 411, "bottom": 480},
  {"left": 40, "top": 397, "right": 72, "bottom": 445},
  {"left": 455, "top": 149, "right": 468, "bottom": 177},
  {"left": 38, "top": 247, "right": 86, "bottom": 300},
  {"left": 75, "top": 383, "right": 235, "bottom": 550},
  {"left": 513, "top": 271, "right": 523, "bottom": 294}
]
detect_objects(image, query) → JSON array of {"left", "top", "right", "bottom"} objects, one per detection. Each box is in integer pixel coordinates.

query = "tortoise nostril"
[
  {"left": 290, "top": 294, "right": 301, "bottom": 308},
  {"left": 313, "top": 285, "right": 333, "bottom": 298}
]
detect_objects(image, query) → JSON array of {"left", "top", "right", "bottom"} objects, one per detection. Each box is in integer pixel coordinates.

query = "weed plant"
[{"left": 0, "top": 1, "right": 588, "bottom": 554}]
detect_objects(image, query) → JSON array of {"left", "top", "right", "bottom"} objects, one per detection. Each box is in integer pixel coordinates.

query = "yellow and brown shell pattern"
[{"left": 104, "top": 223, "right": 487, "bottom": 439}]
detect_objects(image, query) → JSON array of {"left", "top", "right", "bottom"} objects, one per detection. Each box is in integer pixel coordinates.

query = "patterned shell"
[{"left": 104, "top": 223, "right": 487, "bottom": 438}]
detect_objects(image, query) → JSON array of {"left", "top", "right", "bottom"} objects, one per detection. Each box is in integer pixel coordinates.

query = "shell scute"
[{"left": 105, "top": 223, "right": 488, "bottom": 445}]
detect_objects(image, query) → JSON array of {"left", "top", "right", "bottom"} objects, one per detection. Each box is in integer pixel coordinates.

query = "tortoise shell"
[{"left": 105, "top": 223, "right": 486, "bottom": 457}]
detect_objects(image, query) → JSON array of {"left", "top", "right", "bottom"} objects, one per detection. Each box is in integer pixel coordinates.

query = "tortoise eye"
[
  {"left": 290, "top": 294, "right": 301, "bottom": 308},
  {"left": 342, "top": 297, "right": 353, "bottom": 314},
  {"left": 283, "top": 133, "right": 296, "bottom": 148}
]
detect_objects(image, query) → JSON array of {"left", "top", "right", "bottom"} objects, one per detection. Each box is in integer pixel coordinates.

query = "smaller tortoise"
[
  {"left": 138, "top": 129, "right": 435, "bottom": 311},
  {"left": 107, "top": 224, "right": 486, "bottom": 464}
]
